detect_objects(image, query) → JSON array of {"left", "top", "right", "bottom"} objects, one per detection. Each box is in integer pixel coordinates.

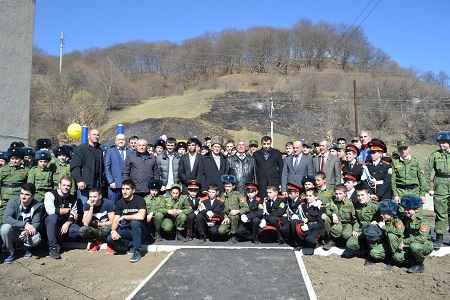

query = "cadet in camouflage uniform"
[
  {"left": 163, "top": 185, "right": 192, "bottom": 241},
  {"left": 27, "top": 150, "right": 54, "bottom": 201},
  {"left": 391, "top": 140, "right": 427, "bottom": 203},
  {"left": 315, "top": 172, "right": 333, "bottom": 205},
  {"left": 50, "top": 146, "right": 75, "bottom": 193},
  {"left": 0, "top": 148, "right": 28, "bottom": 219},
  {"left": 323, "top": 184, "right": 356, "bottom": 250},
  {"left": 366, "top": 200, "right": 404, "bottom": 263},
  {"left": 22, "top": 147, "right": 34, "bottom": 170},
  {"left": 218, "top": 175, "right": 249, "bottom": 243},
  {"left": 428, "top": 131, "right": 450, "bottom": 249},
  {"left": 344, "top": 185, "right": 378, "bottom": 257},
  {"left": 144, "top": 180, "right": 171, "bottom": 241},
  {"left": 0, "top": 151, "right": 8, "bottom": 168},
  {"left": 392, "top": 195, "right": 433, "bottom": 273}
]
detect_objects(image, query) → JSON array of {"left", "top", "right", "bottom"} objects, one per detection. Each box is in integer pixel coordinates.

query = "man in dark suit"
[
  {"left": 313, "top": 140, "right": 342, "bottom": 191},
  {"left": 178, "top": 138, "right": 203, "bottom": 192},
  {"left": 253, "top": 136, "right": 283, "bottom": 198},
  {"left": 104, "top": 134, "right": 132, "bottom": 203},
  {"left": 199, "top": 136, "right": 230, "bottom": 192},
  {"left": 281, "top": 141, "right": 315, "bottom": 193}
]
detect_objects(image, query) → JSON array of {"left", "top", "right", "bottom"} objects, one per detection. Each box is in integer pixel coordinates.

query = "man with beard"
[
  {"left": 199, "top": 136, "right": 230, "bottom": 192},
  {"left": 254, "top": 136, "right": 283, "bottom": 198}
]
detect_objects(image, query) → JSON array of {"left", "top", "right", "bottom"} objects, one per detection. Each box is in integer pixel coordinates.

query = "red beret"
[
  {"left": 245, "top": 183, "right": 259, "bottom": 191},
  {"left": 287, "top": 182, "right": 302, "bottom": 193},
  {"left": 345, "top": 144, "right": 359, "bottom": 156},
  {"left": 343, "top": 173, "right": 358, "bottom": 182},
  {"left": 187, "top": 180, "right": 200, "bottom": 189}
]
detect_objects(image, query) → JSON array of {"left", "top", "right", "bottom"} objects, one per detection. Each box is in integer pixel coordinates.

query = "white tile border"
[{"left": 295, "top": 251, "right": 318, "bottom": 300}]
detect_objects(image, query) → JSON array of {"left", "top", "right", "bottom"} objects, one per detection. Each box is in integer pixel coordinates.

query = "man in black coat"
[
  {"left": 199, "top": 136, "right": 230, "bottom": 192},
  {"left": 253, "top": 136, "right": 283, "bottom": 198},
  {"left": 70, "top": 129, "right": 104, "bottom": 206},
  {"left": 178, "top": 138, "right": 204, "bottom": 192}
]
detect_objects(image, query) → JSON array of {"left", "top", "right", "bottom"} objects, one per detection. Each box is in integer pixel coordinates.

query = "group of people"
[{"left": 0, "top": 128, "right": 449, "bottom": 272}]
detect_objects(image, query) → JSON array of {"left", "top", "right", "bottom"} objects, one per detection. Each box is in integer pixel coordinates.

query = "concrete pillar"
[{"left": 0, "top": 0, "right": 36, "bottom": 149}]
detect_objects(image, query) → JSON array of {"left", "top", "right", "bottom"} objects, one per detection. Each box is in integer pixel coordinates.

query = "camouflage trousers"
[
  {"left": 154, "top": 212, "right": 188, "bottom": 233},
  {"left": 392, "top": 240, "right": 433, "bottom": 265},
  {"left": 79, "top": 225, "right": 111, "bottom": 242},
  {"left": 218, "top": 215, "right": 240, "bottom": 235}
]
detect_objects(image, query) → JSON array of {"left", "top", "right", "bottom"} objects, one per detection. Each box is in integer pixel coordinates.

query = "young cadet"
[
  {"left": 184, "top": 180, "right": 203, "bottom": 241},
  {"left": 259, "top": 185, "right": 287, "bottom": 244},
  {"left": 323, "top": 184, "right": 356, "bottom": 250},
  {"left": 196, "top": 185, "right": 225, "bottom": 242},
  {"left": 280, "top": 182, "right": 303, "bottom": 243},
  {"left": 291, "top": 189, "right": 325, "bottom": 255},
  {"left": 27, "top": 150, "right": 54, "bottom": 201},
  {"left": 315, "top": 172, "right": 333, "bottom": 205},
  {"left": 218, "top": 175, "right": 249, "bottom": 243},
  {"left": 51, "top": 146, "right": 74, "bottom": 194},
  {"left": 344, "top": 185, "right": 378, "bottom": 258},
  {"left": 343, "top": 173, "right": 358, "bottom": 204},
  {"left": 164, "top": 185, "right": 192, "bottom": 241},
  {"left": 393, "top": 194, "right": 433, "bottom": 273},
  {"left": 145, "top": 180, "right": 170, "bottom": 241},
  {"left": 366, "top": 200, "right": 404, "bottom": 264},
  {"left": 236, "top": 183, "right": 263, "bottom": 243}
]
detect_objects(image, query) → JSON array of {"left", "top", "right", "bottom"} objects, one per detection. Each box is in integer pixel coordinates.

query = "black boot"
[
  {"left": 176, "top": 230, "right": 185, "bottom": 242},
  {"left": 323, "top": 239, "right": 335, "bottom": 251},
  {"left": 433, "top": 234, "right": 443, "bottom": 250}
]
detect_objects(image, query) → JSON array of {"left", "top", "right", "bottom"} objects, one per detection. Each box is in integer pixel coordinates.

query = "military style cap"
[
  {"left": 302, "top": 175, "right": 315, "bottom": 186},
  {"left": 199, "top": 191, "right": 209, "bottom": 201},
  {"left": 9, "top": 141, "right": 25, "bottom": 149},
  {"left": 363, "top": 224, "right": 383, "bottom": 242},
  {"left": 287, "top": 182, "right": 302, "bottom": 193},
  {"left": 396, "top": 140, "right": 409, "bottom": 149},
  {"left": 204, "top": 136, "right": 212, "bottom": 141},
  {"left": 8, "top": 147, "right": 24, "bottom": 159},
  {"left": 23, "top": 147, "right": 34, "bottom": 157},
  {"left": 312, "top": 142, "right": 319, "bottom": 147},
  {"left": 154, "top": 139, "right": 166, "bottom": 148},
  {"left": 249, "top": 139, "right": 259, "bottom": 147},
  {"left": 400, "top": 194, "right": 421, "bottom": 209},
  {"left": 303, "top": 143, "right": 311, "bottom": 149},
  {"left": 378, "top": 200, "right": 398, "bottom": 216},
  {"left": 436, "top": 131, "right": 450, "bottom": 143},
  {"left": 368, "top": 139, "right": 387, "bottom": 153},
  {"left": 329, "top": 143, "right": 340, "bottom": 151},
  {"left": 345, "top": 144, "right": 359, "bottom": 156},
  {"left": 210, "top": 136, "right": 224, "bottom": 147},
  {"left": 221, "top": 175, "right": 236, "bottom": 185},
  {"left": 188, "top": 137, "right": 202, "bottom": 147},
  {"left": 55, "top": 145, "right": 72, "bottom": 158},
  {"left": 245, "top": 183, "right": 259, "bottom": 191},
  {"left": 343, "top": 172, "right": 358, "bottom": 182},
  {"left": 187, "top": 180, "right": 200, "bottom": 189},
  {"left": 36, "top": 138, "right": 52, "bottom": 150},
  {"left": 35, "top": 150, "right": 51, "bottom": 161},
  {"left": 177, "top": 141, "right": 187, "bottom": 150},
  {"left": 148, "top": 180, "right": 162, "bottom": 190}
]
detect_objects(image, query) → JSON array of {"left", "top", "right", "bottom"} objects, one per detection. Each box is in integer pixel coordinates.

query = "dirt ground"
[
  {"left": 0, "top": 249, "right": 167, "bottom": 300},
  {"left": 304, "top": 255, "right": 450, "bottom": 300}
]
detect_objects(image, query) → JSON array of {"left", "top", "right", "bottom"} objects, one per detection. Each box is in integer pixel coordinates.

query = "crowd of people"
[{"left": 0, "top": 128, "right": 449, "bottom": 272}]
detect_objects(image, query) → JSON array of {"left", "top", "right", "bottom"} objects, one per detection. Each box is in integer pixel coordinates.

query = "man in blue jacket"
[{"left": 105, "top": 134, "right": 131, "bottom": 203}]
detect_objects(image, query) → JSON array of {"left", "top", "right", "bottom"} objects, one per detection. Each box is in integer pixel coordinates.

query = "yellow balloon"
[{"left": 67, "top": 123, "right": 82, "bottom": 140}]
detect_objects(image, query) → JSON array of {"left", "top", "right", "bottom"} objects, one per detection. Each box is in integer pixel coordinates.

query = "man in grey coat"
[
  {"left": 281, "top": 141, "right": 315, "bottom": 193},
  {"left": 1, "top": 183, "right": 44, "bottom": 263},
  {"left": 156, "top": 137, "right": 181, "bottom": 191},
  {"left": 123, "top": 139, "right": 160, "bottom": 196},
  {"left": 313, "top": 140, "right": 342, "bottom": 191}
]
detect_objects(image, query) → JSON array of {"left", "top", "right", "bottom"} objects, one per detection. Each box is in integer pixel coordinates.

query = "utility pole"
[
  {"left": 269, "top": 95, "right": 274, "bottom": 145},
  {"left": 59, "top": 32, "right": 64, "bottom": 74},
  {"left": 353, "top": 80, "right": 359, "bottom": 136}
]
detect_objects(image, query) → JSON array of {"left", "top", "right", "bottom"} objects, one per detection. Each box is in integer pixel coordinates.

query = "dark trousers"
[
  {"left": 292, "top": 221, "right": 324, "bottom": 248},
  {"left": 108, "top": 187, "right": 122, "bottom": 203},
  {"left": 186, "top": 212, "right": 199, "bottom": 237},
  {"left": 196, "top": 213, "right": 220, "bottom": 240},
  {"left": 107, "top": 220, "right": 143, "bottom": 253},
  {"left": 45, "top": 214, "right": 81, "bottom": 248},
  {"left": 236, "top": 216, "right": 261, "bottom": 241}
]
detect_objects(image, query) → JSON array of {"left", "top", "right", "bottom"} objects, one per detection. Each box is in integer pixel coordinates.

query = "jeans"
[
  {"left": 45, "top": 214, "right": 81, "bottom": 248},
  {"left": 107, "top": 220, "right": 143, "bottom": 253},
  {"left": 0, "top": 224, "right": 41, "bottom": 253}
]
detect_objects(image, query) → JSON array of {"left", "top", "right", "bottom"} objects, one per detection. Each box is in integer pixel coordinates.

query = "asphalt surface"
[{"left": 133, "top": 248, "right": 309, "bottom": 300}]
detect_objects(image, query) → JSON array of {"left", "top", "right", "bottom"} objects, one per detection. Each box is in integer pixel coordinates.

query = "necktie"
[
  {"left": 319, "top": 156, "right": 324, "bottom": 172},
  {"left": 120, "top": 149, "right": 125, "bottom": 161}
]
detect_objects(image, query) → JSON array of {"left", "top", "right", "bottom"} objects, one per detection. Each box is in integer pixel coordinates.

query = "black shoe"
[
  {"left": 231, "top": 236, "right": 238, "bottom": 244},
  {"left": 323, "top": 240, "right": 335, "bottom": 251},
  {"left": 341, "top": 249, "right": 355, "bottom": 258},
  {"left": 176, "top": 230, "right": 185, "bottom": 242},
  {"left": 407, "top": 264, "right": 424, "bottom": 273},
  {"left": 302, "top": 248, "right": 314, "bottom": 255},
  {"left": 433, "top": 234, "right": 443, "bottom": 250},
  {"left": 198, "top": 237, "right": 207, "bottom": 243},
  {"left": 129, "top": 251, "right": 142, "bottom": 263},
  {"left": 49, "top": 246, "right": 61, "bottom": 259}
]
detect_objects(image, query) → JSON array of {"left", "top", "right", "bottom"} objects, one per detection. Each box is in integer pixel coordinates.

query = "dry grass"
[
  {"left": 101, "top": 89, "right": 224, "bottom": 133},
  {"left": 225, "top": 128, "right": 290, "bottom": 150}
]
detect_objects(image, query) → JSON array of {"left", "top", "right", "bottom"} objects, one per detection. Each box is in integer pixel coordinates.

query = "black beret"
[{"left": 400, "top": 194, "right": 421, "bottom": 210}]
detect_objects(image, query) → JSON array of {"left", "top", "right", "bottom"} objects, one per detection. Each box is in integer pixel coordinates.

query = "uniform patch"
[
  {"left": 258, "top": 204, "right": 264, "bottom": 209},
  {"left": 388, "top": 168, "right": 392, "bottom": 175},
  {"left": 279, "top": 202, "right": 285, "bottom": 208}
]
